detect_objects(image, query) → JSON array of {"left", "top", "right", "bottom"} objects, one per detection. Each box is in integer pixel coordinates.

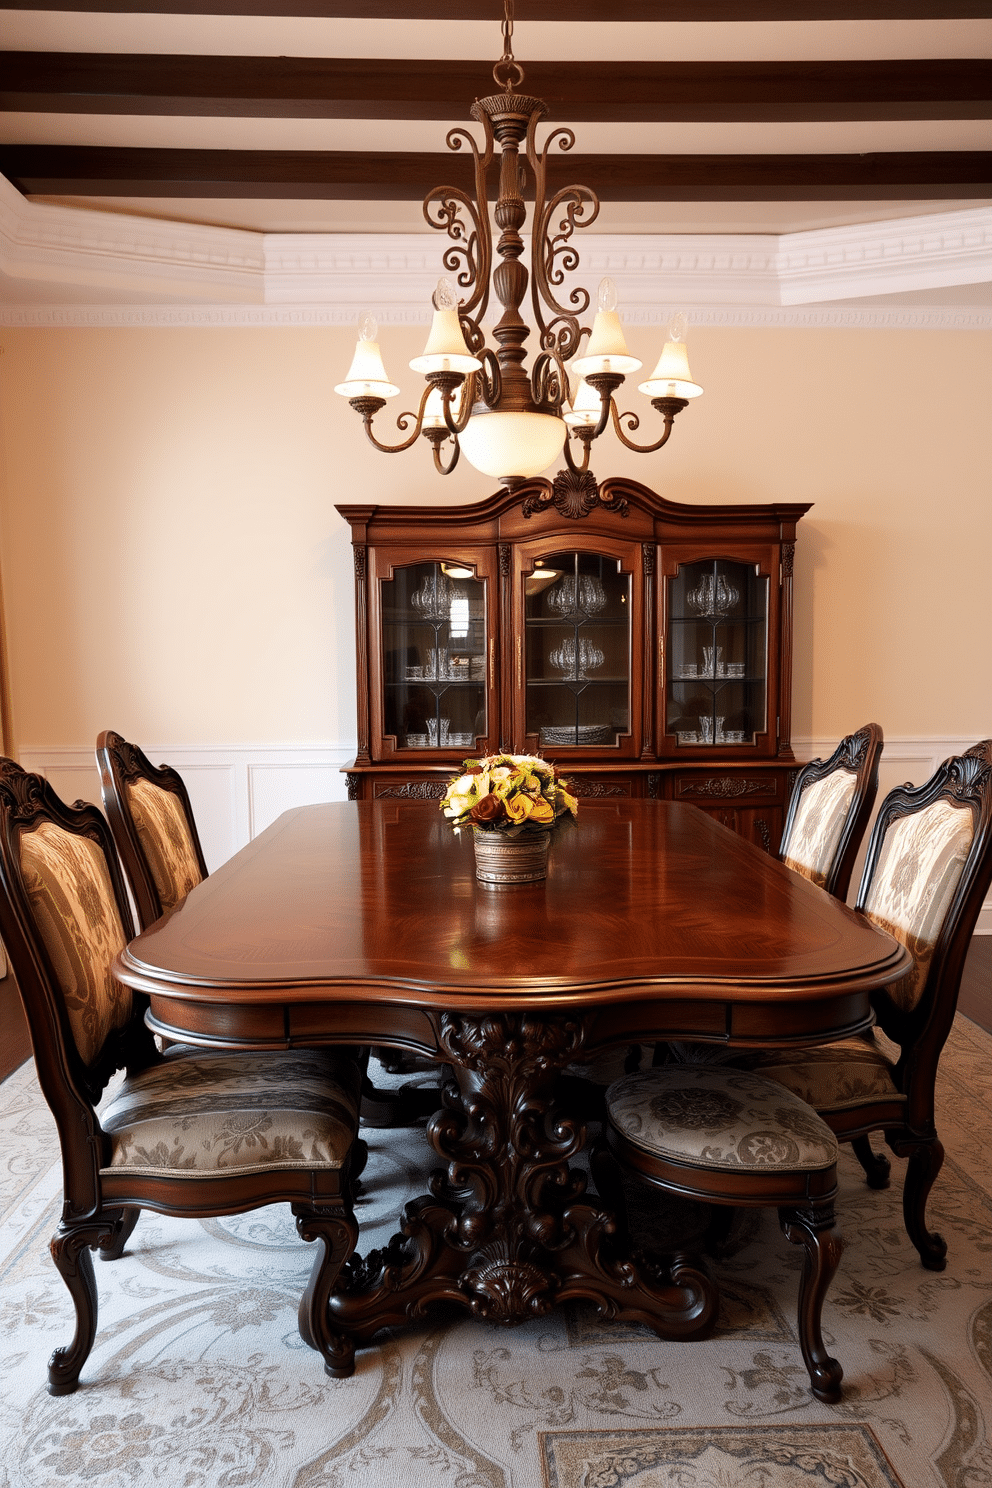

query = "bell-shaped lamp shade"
[
  {"left": 334, "top": 313, "right": 400, "bottom": 399},
  {"left": 458, "top": 411, "right": 567, "bottom": 480},
  {"left": 571, "top": 277, "right": 642, "bottom": 377},
  {"left": 409, "top": 278, "right": 482, "bottom": 375},
  {"left": 563, "top": 379, "right": 603, "bottom": 428},
  {"left": 421, "top": 383, "right": 465, "bottom": 431},
  {"left": 638, "top": 337, "right": 704, "bottom": 400}
]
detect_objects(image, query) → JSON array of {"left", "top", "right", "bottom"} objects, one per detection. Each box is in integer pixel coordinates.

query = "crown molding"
[
  {"left": 1, "top": 174, "right": 989, "bottom": 327},
  {"left": 0, "top": 172, "right": 266, "bottom": 302},
  {"left": 2, "top": 300, "right": 989, "bottom": 329}
]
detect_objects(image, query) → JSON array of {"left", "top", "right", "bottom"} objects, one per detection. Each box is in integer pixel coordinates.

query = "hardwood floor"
[{"left": 0, "top": 936, "right": 989, "bottom": 1085}]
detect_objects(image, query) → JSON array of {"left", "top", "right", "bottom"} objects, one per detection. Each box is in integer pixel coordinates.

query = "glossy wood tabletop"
[{"left": 117, "top": 800, "right": 911, "bottom": 1054}]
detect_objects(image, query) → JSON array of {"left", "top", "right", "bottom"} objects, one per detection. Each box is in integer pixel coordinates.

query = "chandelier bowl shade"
[{"left": 458, "top": 411, "right": 568, "bottom": 480}]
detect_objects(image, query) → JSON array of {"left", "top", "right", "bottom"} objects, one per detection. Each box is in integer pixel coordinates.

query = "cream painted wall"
[{"left": 0, "top": 323, "right": 989, "bottom": 752}]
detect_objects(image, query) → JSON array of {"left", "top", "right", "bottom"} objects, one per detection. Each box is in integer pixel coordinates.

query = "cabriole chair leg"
[
  {"left": 48, "top": 1223, "right": 111, "bottom": 1395},
  {"left": 779, "top": 1204, "right": 844, "bottom": 1404},
  {"left": 899, "top": 1137, "right": 947, "bottom": 1271}
]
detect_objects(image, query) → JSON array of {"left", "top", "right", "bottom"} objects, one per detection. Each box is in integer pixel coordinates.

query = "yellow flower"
[
  {"left": 502, "top": 792, "right": 536, "bottom": 823},
  {"left": 526, "top": 796, "right": 556, "bottom": 824}
]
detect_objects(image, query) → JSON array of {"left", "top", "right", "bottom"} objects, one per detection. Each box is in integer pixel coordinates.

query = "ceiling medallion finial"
[{"left": 334, "top": 1, "right": 703, "bottom": 490}]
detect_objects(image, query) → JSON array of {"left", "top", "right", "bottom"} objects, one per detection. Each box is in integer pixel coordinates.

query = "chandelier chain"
[{"left": 494, "top": 0, "right": 524, "bottom": 92}]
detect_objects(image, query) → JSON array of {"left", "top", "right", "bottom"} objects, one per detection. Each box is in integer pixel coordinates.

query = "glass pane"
[
  {"left": 525, "top": 552, "right": 630, "bottom": 747},
  {"left": 382, "top": 562, "right": 487, "bottom": 750},
  {"left": 666, "top": 559, "right": 768, "bottom": 747}
]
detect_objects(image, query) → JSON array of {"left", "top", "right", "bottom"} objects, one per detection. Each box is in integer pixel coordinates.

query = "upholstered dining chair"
[
  {"left": 779, "top": 722, "right": 884, "bottom": 900},
  {"left": 593, "top": 1065, "right": 845, "bottom": 1402},
  {"left": 731, "top": 740, "right": 992, "bottom": 1273},
  {"left": 96, "top": 729, "right": 208, "bottom": 931},
  {"left": 0, "top": 758, "right": 366, "bottom": 1394}
]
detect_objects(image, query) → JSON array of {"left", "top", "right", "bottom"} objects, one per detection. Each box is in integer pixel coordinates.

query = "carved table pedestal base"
[{"left": 330, "top": 1011, "right": 718, "bottom": 1362}]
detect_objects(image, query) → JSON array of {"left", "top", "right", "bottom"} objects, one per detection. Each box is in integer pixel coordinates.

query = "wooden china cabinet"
[{"left": 337, "top": 475, "right": 810, "bottom": 853}]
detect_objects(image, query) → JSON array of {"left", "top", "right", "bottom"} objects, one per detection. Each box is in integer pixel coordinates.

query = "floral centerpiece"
[{"left": 441, "top": 753, "right": 578, "bottom": 835}]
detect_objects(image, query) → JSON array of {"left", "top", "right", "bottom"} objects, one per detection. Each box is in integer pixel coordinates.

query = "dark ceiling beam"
[
  {"left": 4, "top": 1, "right": 992, "bottom": 15},
  {"left": 2, "top": 146, "right": 989, "bottom": 199},
  {"left": 3, "top": 55, "right": 989, "bottom": 122}
]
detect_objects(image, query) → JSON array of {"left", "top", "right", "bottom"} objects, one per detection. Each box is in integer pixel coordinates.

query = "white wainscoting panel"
[
  {"left": 18, "top": 744, "right": 354, "bottom": 875},
  {"left": 18, "top": 736, "right": 991, "bottom": 931}
]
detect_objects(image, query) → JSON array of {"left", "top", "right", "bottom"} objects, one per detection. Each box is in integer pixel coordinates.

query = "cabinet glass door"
[
  {"left": 666, "top": 559, "right": 768, "bottom": 747},
  {"left": 381, "top": 561, "right": 487, "bottom": 750},
  {"left": 525, "top": 552, "right": 630, "bottom": 748}
]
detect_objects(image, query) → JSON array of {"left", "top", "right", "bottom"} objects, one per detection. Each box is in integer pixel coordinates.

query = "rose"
[{"left": 470, "top": 793, "right": 505, "bottom": 824}]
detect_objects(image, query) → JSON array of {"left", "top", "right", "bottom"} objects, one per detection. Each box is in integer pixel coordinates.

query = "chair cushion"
[
  {"left": 20, "top": 820, "right": 132, "bottom": 1065},
  {"left": 730, "top": 1035, "right": 905, "bottom": 1113},
  {"left": 863, "top": 797, "right": 974, "bottom": 1012},
  {"left": 100, "top": 1049, "right": 359, "bottom": 1177},
  {"left": 606, "top": 1067, "right": 838, "bottom": 1173},
  {"left": 125, "top": 778, "right": 203, "bottom": 912},
  {"left": 782, "top": 767, "right": 859, "bottom": 888}
]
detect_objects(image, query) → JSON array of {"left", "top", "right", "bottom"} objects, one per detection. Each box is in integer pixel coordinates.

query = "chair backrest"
[
  {"left": 96, "top": 730, "right": 208, "bottom": 930},
  {"left": 0, "top": 759, "right": 157, "bottom": 1208},
  {"left": 855, "top": 740, "right": 992, "bottom": 1113},
  {"left": 779, "top": 723, "right": 883, "bottom": 898}
]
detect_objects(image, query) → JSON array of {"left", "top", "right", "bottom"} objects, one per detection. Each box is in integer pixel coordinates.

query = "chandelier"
[{"left": 334, "top": 0, "right": 703, "bottom": 490}]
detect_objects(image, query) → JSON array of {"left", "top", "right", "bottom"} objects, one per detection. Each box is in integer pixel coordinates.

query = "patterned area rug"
[{"left": 2, "top": 1017, "right": 991, "bottom": 1488}]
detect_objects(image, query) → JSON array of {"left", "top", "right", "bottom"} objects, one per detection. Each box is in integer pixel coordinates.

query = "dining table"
[{"left": 114, "top": 797, "right": 912, "bottom": 1360}]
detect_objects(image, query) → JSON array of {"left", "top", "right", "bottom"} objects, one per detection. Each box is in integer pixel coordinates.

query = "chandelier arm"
[
  {"left": 530, "top": 351, "right": 567, "bottom": 415},
  {"left": 476, "top": 350, "right": 502, "bottom": 411},
  {"left": 526, "top": 118, "right": 598, "bottom": 360},
  {"left": 562, "top": 432, "right": 592, "bottom": 476},
  {"left": 429, "top": 435, "right": 461, "bottom": 476},
  {"left": 357, "top": 386, "right": 433, "bottom": 455},
  {"left": 610, "top": 398, "right": 679, "bottom": 454},
  {"left": 439, "top": 372, "right": 476, "bottom": 437},
  {"left": 422, "top": 119, "right": 494, "bottom": 326}
]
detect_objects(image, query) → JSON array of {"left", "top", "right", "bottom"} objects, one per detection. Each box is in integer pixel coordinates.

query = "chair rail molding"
[
  {"left": 2, "top": 173, "right": 989, "bottom": 329},
  {"left": 17, "top": 738, "right": 992, "bottom": 932}
]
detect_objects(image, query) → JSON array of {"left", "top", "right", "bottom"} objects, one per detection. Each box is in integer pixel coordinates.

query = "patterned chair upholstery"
[
  {"left": 96, "top": 730, "right": 208, "bottom": 930},
  {"left": 733, "top": 740, "right": 992, "bottom": 1272},
  {"left": 779, "top": 723, "right": 883, "bottom": 898},
  {"left": 0, "top": 759, "right": 365, "bottom": 1394},
  {"left": 596, "top": 1066, "right": 844, "bottom": 1403}
]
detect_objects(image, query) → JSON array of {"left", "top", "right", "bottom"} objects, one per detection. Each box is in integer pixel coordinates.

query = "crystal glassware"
[
  {"left": 549, "top": 638, "right": 577, "bottom": 677},
  {"left": 687, "top": 574, "right": 739, "bottom": 620}
]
